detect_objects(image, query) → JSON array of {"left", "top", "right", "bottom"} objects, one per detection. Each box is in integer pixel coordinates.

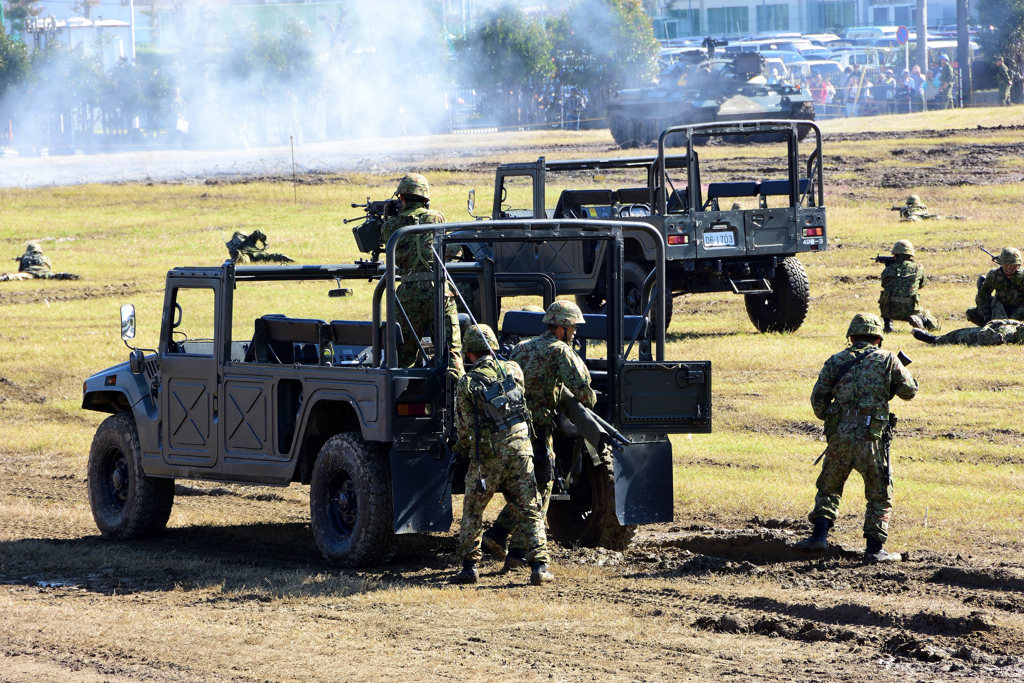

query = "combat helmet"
[
  {"left": 905, "top": 195, "right": 921, "bottom": 206},
  {"left": 464, "top": 324, "right": 498, "bottom": 354},
  {"left": 846, "top": 313, "right": 885, "bottom": 339},
  {"left": 542, "top": 300, "right": 585, "bottom": 327},
  {"left": 891, "top": 240, "right": 915, "bottom": 256},
  {"left": 520, "top": 304, "right": 545, "bottom": 313},
  {"left": 26, "top": 242, "right": 42, "bottom": 253},
  {"left": 998, "top": 247, "right": 1022, "bottom": 266},
  {"left": 396, "top": 173, "right": 430, "bottom": 200}
]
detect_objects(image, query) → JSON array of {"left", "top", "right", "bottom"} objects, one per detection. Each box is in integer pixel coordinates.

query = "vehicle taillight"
[
  {"left": 668, "top": 234, "right": 689, "bottom": 245},
  {"left": 802, "top": 227, "right": 824, "bottom": 237},
  {"left": 397, "top": 403, "right": 432, "bottom": 417}
]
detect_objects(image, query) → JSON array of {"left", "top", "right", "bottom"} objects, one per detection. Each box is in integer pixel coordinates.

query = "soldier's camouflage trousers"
[
  {"left": 396, "top": 281, "right": 464, "bottom": 376},
  {"left": 494, "top": 429, "right": 555, "bottom": 552},
  {"left": 966, "top": 300, "right": 1024, "bottom": 327},
  {"left": 809, "top": 434, "right": 892, "bottom": 543},
  {"left": 456, "top": 428, "right": 548, "bottom": 563}
]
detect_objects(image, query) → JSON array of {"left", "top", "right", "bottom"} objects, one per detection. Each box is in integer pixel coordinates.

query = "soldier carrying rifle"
[
  {"left": 1, "top": 243, "right": 80, "bottom": 282},
  {"left": 874, "top": 240, "right": 939, "bottom": 333},
  {"left": 794, "top": 313, "right": 918, "bottom": 563}
]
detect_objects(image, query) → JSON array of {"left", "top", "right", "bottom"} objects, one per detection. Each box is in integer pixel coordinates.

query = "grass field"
[{"left": 1, "top": 107, "right": 1024, "bottom": 682}]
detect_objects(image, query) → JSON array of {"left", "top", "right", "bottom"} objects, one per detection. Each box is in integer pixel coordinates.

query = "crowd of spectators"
[{"left": 801, "top": 56, "right": 958, "bottom": 118}]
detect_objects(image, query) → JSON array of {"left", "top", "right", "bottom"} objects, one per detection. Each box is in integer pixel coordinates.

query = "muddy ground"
[{"left": 2, "top": 458, "right": 1023, "bottom": 682}]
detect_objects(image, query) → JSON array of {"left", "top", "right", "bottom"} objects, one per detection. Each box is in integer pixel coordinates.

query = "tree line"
[{"left": 0, "top": 0, "right": 658, "bottom": 150}]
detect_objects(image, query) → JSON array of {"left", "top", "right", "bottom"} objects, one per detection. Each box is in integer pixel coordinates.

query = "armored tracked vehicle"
[
  {"left": 82, "top": 222, "right": 712, "bottom": 567},
  {"left": 483, "top": 120, "right": 826, "bottom": 332},
  {"left": 607, "top": 50, "right": 815, "bottom": 146}
]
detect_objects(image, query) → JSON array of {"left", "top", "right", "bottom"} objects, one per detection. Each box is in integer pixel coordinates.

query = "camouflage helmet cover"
[
  {"left": 396, "top": 173, "right": 429, "bottom": 200},
  {"left": 905, "top": 195, "right": 921, "bottom": 206},
  {"left": 542, "top": 300, "right": 585, "bottom": 327},
  {"left": 26, "top": 242, "right": 42, "bottom": 253},
  {"left": 892, "top": 239, "right": 915, "bottom": 256},
  {"left": 520, "top": 304, "right": 545, "bottom": 313},
  {"left": 846, "top": 313, "right": 885, "bottom": 339},
  {"left": 463, "top": 324, "right": 499, "bottom": 354},
  {"left": 998, "top": 247, "right": 1022, "bottom": 266}
]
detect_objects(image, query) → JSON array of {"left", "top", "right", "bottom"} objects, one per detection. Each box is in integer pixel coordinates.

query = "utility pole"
[
  {"left": 915, "top": 0, "right": 927, "bottom": 72},
  {"left": 129, "top": 0, "right": 136, "bottom": 61},
  {"left": 956, "top": 0, "right": 971, "bottom": 106}
]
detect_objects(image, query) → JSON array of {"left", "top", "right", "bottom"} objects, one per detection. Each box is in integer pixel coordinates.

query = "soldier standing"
[
  {"left": 379, "top": 173, "right": 463, "bottom": 378},
  {"left": 938, "top": 55, "right": 955, "bottom": 109},
  {"left": 481, "top": 301, "right": 596, "bottom": 569},
  {"left": 878, "top": 240, "right": 938, "bottom": 333},
  {"left": 994, "top": 57, "right": 1011, "bottom": 106},
  {"left": 913, "top": 319, "right": 1024, "bottom": 346},
  {"left": 450, "top": 324, "right": 554, "bottom": 586},
  {"left": 794, "top": 313, "right": 918, "bottom": 563},
  {"left": 966, "top": 247, "right": 1024, "bottom": 326},
  {"left": 1, "top": 243, "right": 80, "bottom": 281}
]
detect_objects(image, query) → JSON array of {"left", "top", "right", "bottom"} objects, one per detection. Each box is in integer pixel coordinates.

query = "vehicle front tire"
[
  {"left": 88, "top": 412, "right": 174, "bottom": 539},
  {"left": 744, "top": 256, "right": 810, "bottom": 333},
  {"left": 309, "top": 432, "right": 396, "bottom": 567},
  {"left": 547, "top": 448, "right": 637, "bottom": 551}
]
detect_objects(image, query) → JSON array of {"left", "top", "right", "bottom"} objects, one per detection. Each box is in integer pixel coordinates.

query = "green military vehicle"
[
  {"left": 82, "top": 221, "right": 712, "bottom": 567},
  {"left": 481, "top": 119, "right": 826, "bottom": 332}
]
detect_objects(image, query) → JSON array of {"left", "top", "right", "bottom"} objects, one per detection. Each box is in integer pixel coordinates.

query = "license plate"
[{"left": 703, "top": 231, "right": 735, "bottom": 248}]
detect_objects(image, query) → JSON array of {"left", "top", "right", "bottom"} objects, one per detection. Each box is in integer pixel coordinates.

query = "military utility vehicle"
[
  {"left": 82, "top": 221, "right": 712, "bottom": 567},
  {"left": 607, "top": 50, "right": 815, "bottom": 147},
  {"left": 481, "top": 119, "right": 826, "bottom": 332}
]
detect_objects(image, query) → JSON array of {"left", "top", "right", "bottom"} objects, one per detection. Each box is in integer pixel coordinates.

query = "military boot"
[
  {"left": 864, "top": 535, "right": 901, "bottom": 563},
  {"left": 908, "top": 315, "right": 925, "bottom": 330},
  {"left": 503, "top": 548, "right": 529, "bottom": 571},
  {"left": 912, "top": 328, "right": 937, "bottom": 344},
  {"left": 530, "top": 562, "right": 555, "bottom": 586},
  {"left": 481, "top": 525, "right": 510, "bottom": 560},
  {"left": 923, "top": 317, "right": 939, "bottom": 332},
  {"left": 450, "top": 561, "right": 479, "bottom": 585},
  {"left": 793, "top": 517, "right": 832, "bottom": 551},
  {"left": 883, "top": 318, "right": 894, "bottom": 334}
]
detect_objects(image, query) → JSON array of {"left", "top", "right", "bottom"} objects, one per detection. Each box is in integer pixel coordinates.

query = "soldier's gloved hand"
[{"left": 447, "top": 367, "right": 463, "bottom": 383}]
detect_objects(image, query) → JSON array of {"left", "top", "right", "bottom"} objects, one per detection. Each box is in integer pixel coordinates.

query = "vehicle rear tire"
[
  {"left": 88, "top": 413, "right": 174, "bottom": 539},
  {"left": 744, "top": 256, "right": 810, "bottom": 333},
  {"left": 576, "top": 260, "right": 673, "bottom": 329},
  {"left": 547, "top": 449, "right": 637, "bottom": 551},
  {"left": 310, "top": 432, "right": 396, "bottom": 567}
]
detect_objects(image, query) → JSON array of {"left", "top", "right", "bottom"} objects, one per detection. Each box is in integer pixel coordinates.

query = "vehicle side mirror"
[
  {"left": 467, "top": 189, "right": 476, "bottom": 214},
  {"left": 120, "top": 304, "right": 136, "bottom": 341},
  {"left": 329, "top": 288, "right": 353, "bottom": 298},
  {"left": 129, "top": 349, "right": 145, "bottom": 374}
]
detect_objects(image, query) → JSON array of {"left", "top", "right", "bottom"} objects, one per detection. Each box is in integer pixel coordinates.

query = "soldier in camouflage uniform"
[
  {"left": 482, "top": 301, "right": 596, "bottom": 569},
  {"left": 794, "top": 313, "right": 918, "bottom": 563},
  {"left": 994, "top": 57, "right": 1011, "bottom": 106},
  {"left": 225, "top": 230, "right": 294, "bottom": 264},
  {"left": 966, "top": 247, "right": 1024, "bottom": 326},
  {"left": 890, "top": 195, "right": 968, "bottom": 222},
  {"left": 1, "top": 243, "right": 80, "bottom": 281},
  {"left": 878, "top": 240, "right": 938, "bottom": 333},
  {"left": 913, "top": 319, "right": 1024, "bottom": 346},
  {"left": 451, "top": 324, "right": 553, "bottom": 586},
  {"left": 379, "top": 174, "right": 463, "bottom": 378}
]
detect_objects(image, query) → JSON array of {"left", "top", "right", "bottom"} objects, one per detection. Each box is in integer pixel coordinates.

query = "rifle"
[
  {"left": 881, "top": 413, "right": 898, "bottom": 488},
  {"left": 346, "top": 197, "right": 401, "bottom": 262},
  {"left": 979, "top": 246, "right": 999, "bottom": 264},
  {"left": 873, "top": 255, "right": 896, "bottom": 265},
  {"left": 558, "top": 386, "right": 630, "bottom": 454}
]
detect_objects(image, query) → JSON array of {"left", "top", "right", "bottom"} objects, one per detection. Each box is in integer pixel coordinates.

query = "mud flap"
[
  {"left": 613, "top": 439, "right": 673, "bottom": 525},
  {"left": 390, "top": 449, "right": 453, "bottom": 534}
]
